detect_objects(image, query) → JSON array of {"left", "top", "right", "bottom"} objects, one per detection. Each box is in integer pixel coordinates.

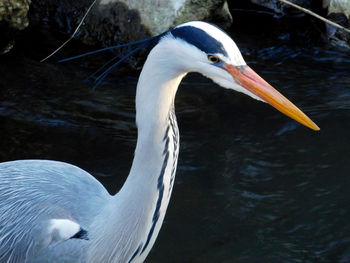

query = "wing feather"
[{"left": 0, "top": 160, "right": 109, "bottom": 262}]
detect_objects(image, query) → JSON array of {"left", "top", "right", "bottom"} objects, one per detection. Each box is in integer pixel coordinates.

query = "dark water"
[{"left": 1, "top": 27, "right": 350, "bottom": 263}]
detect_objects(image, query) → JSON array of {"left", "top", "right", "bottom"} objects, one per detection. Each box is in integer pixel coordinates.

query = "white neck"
[{"left": 87, "top": 39, "right": 187, "bottom": 263}]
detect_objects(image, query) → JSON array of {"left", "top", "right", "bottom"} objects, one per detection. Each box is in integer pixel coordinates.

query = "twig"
[
  {"left": 278, "top": 0, "right": 350, "bottom": 34},
  {"left": 40, "top": 0, "right": 98, "bottom": 62}
]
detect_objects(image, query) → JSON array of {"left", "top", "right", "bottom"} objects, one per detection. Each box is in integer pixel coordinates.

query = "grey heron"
[{"left": 0, "top": 21, "right": 319, "bottom": 263}]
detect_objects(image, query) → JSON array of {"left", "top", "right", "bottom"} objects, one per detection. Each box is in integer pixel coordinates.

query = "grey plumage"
[{"left": 0, "top": 160, "right": 108, "bottom": 262}]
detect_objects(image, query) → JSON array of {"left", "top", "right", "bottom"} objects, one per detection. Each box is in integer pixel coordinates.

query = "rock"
[
  {"left": 30, "top": 0, "right": 232, "bottom": 47},
  {"left": 323, "top": 0, "right": 350, "bottom": 48},
  {"left": 0, "top": 0, "right": 31, "bottom": 53},
  {"left": 0, "top": 0, "right": 31, "bottom": 30},
  {"left": 324, "top": 0, "right": 350, "bottom": 18}
]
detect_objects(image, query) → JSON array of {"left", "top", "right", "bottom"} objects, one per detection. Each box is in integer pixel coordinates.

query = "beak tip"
[
  {"left": 306, "top": 121, "right": 320, "bottom": 131},
  {"left": 312, "top": 125, "right": 321, "bottom": 131}
]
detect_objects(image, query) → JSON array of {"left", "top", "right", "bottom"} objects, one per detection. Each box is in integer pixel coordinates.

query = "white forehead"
[{"left": 176, "top": 21, "right": 246, "bottom": 66}]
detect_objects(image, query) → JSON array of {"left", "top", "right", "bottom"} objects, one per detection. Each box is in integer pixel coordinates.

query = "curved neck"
[
  {"left": 88, "top": 45, "right": 187, "bottom": 263},
  {"left": 123, "top": 47, "right": 186, "bottom": 191}
]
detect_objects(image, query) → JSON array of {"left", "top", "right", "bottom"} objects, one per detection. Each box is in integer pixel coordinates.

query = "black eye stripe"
[{"left": 170, "top": 26, "right": 228, "bottom": 57}]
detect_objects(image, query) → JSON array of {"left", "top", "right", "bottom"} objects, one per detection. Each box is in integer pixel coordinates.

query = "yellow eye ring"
[{"left": 208, "top": 55, "right": 220, "bottom": 63}]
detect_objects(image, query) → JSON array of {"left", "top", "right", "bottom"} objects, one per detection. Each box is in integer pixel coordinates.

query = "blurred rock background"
[{"left": 1, "top": 0, "right": 349, "bottom": 55}]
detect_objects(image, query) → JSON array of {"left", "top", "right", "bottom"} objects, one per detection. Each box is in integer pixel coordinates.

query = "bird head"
[{"left": 160, "top": 21, "right": 320, "bottom": 131}]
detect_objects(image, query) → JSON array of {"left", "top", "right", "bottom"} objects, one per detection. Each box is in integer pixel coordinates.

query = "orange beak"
[{"left": 225, "top": 64, "right": 320, "bottom": 131}]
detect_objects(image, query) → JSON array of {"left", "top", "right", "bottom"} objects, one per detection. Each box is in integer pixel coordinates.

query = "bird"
[{"left": 0, "top": 21, "right": 319, "bottom": 263}]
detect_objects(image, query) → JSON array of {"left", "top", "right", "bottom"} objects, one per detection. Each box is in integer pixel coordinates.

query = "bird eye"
[{"left": 208, "top": 55, "right": 220, "bottom": 63}]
